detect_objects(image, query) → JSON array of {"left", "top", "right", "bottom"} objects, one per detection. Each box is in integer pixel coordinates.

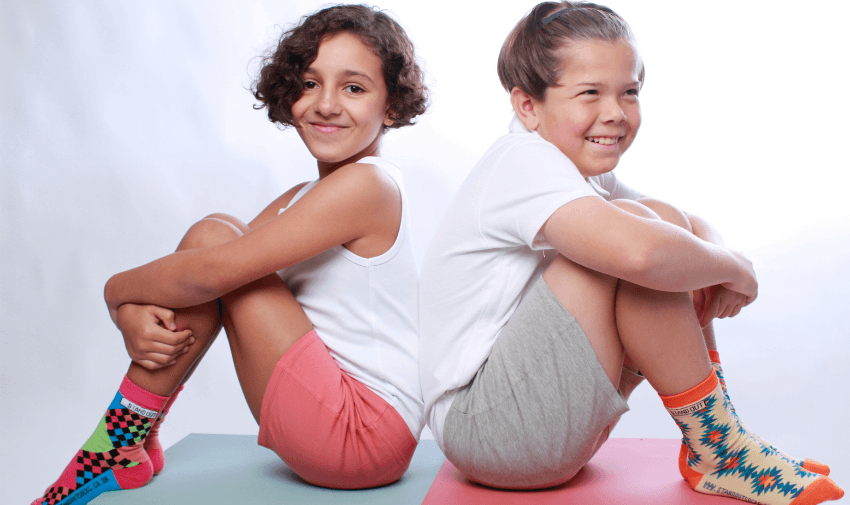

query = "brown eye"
[
  {"left": 303, "top": 80, "right": 318, "bottom": 89},
  {"left": 345, "top": 84, "right": 365, "bottom": 94}
]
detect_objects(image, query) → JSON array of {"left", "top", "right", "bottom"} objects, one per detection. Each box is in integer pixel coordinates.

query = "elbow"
[
  {"left": 622, "top": 246, "right": 657, "bottom": 278},
  {"left": 104, "top": 274, "right": 120, "bottom": 307}
]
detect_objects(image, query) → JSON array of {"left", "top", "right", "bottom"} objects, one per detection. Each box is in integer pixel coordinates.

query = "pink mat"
[{"left": 422, "top": 438, "right": 734, "bottom": 504}]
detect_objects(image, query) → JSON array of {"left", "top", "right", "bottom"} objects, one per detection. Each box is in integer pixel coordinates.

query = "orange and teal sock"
[
  {"left": 144, "top": 384, "right": 182, "bottom": 476},
  {"left": 32, "top": 376, "right": 167, "bottom": 505},
  {"left": 708, "top": 350, "right": 830, "bottom": 476},
  {"left": 661, "top": 369, "right": 843, "bottom": 505}
]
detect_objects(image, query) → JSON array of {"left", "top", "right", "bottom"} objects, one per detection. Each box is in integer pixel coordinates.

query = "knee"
[
  {"left": 177, "top": 213, "right": 249, "bottom": 250},
  {"left": 634, "top": 197, "right": 692, "bottom": 233},
  {"left": 610, "top": 199, "right": 661, "bottom": 220}
]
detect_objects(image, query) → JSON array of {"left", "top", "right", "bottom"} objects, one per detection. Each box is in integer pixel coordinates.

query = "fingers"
[
  {"left": 127, "top": 328, "right": 194, "bottom": 366},
  {"left": 698, "top": 286, "right": 752, "bottom": 327},
  {"left": 151, "top": 305, "right": 178, "bottom": 331},
  {"left": 692, "top": 288, "right": 705, "bottom": 315}
]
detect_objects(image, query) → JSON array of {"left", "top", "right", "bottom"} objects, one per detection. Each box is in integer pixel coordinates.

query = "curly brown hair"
[{"left": 252, "top": 4, "right": 428, "bottom": 131}]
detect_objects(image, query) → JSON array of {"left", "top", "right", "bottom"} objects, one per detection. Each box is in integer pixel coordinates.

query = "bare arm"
[
  {"left": 541, "top": 196, "right": 756, "bottom": 300},
  {"left": 104, "top": 163, "right": 400, "bottom": 311}
]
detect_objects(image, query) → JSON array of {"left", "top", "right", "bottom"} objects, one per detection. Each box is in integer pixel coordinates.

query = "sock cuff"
[
  {"left": 162, "top": 384, "right": 184, "bottom": 413},
  {"left": 660, "top": 368, "right": 719, "bottom": 409},
  {"left": 707, "top": 349, "right": 721, "bottom": 364},
  {"left": 120, "top": 375, "right": 169, "bottom": 413}
]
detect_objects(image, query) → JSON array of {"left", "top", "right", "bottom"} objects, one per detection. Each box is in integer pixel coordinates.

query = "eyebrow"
[
  {"left": 575, "top": 81, "right": 642, "bottom": 87},
  {"left": 304, "top": 67, "right": 377, "bottom": 84}
]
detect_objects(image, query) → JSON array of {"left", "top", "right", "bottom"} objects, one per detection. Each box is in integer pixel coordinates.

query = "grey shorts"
[{"left": 443, "top": 276, "right": 630, "bottom": 489}]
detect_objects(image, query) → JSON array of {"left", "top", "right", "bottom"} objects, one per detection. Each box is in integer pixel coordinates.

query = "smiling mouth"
[
  {"left": 311, "top": 122, "right": 348, "bottom": 132},
  {"left": 586, "top": 137, "right": 620, "bottom": 145}
]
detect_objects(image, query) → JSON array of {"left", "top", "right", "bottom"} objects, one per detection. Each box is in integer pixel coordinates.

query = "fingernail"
[{"left": 189, "top": 337, "right": 196, "bottom": 344}]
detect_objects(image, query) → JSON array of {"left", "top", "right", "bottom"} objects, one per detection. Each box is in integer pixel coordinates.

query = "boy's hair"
[
  {"left": 253, "top": 4, "right": 428, "bottom": 130},
  {"left": 498, "top": 1, "right": 643, "bottom": 102}
]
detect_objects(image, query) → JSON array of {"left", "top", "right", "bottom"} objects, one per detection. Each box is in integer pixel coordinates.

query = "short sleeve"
[
  {"left": 590, "top": 171, "right": 642, "bottom": 201},
  {"left": 478, "top": 136, "right": 598, "bottom": 250}
]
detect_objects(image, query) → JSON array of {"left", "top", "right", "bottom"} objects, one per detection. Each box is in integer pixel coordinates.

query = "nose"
[
  {"left": 316, "top": 88, "right": 342, "bottom": 117},
  {"left": 600, "top": 97, "right": 627, "bottom": 123}
]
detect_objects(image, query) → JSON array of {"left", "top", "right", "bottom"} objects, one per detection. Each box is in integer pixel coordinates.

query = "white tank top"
[{"left": 276, "top": 156, "right": 423, "bottom": 438}]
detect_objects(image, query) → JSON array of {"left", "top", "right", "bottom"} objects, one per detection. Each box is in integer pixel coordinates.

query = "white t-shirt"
[
  {"left": 419, "top": 115, "right": 640, "bottom": 449},
  {"left": 277, "top": 156, "right": 424, "bottom": 439}
]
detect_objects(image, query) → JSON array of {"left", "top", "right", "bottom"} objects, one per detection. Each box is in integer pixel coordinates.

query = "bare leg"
[
  {"left": 144, "top": 214, "right": 313, "bottom": 423},
  {"left": 124, "top": 218, "right": 233, "bottom": 397},
  {"left": 636, "top": 197, "right": 717, "bottom": 352},
  {"left": 543, "top": 199, "right": 711, "bottom": 396},
  {"left": 544, "top": 201, "right": 843, "bottom": 504}
]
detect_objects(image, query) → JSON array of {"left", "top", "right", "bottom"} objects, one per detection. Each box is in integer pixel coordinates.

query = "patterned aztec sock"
[
  {"left": 708, "top": 350, "right": 830, "bottom": 476},
  {"left": 32, "top": 376, "right": 167, "bottom": 505},
  {"left": 661, "top": 369, "right": 843, "bottom": 505},
  {"left": 144, "top": 384, "right": 183, "bottom": 476}
]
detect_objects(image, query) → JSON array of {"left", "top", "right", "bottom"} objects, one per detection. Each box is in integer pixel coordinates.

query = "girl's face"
[
  {"left": 521, "top": 39, "right": 642, "bottom": 178},
  {"left": 292, "top": 31, "right": 393, "bottom": 175}
]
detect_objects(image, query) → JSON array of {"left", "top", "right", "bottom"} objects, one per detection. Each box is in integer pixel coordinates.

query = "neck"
[{"left": 317, "top": 137, "right": 382, "bottom": 180}]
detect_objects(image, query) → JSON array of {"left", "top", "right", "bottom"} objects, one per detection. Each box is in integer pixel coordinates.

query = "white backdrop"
[{"left": 2, "top": 1, "right": 848, "bottom": 503}]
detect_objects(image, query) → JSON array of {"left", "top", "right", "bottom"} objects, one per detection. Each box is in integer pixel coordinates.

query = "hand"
[
  {"left": 719, "top": 249, "right": 758, "bottom": 303},
  {"left": 692, "top": 284, "right": 750, "bottom": 328},
  {"left": 117, "top": 303, "right": 194, "bottom": 370}
]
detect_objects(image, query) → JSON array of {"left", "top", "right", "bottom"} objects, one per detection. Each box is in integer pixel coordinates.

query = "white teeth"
[{"left": 588, "top": 137, "right": 618, "bottom": 145}]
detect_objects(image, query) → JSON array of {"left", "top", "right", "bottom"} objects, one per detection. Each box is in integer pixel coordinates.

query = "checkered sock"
[
  {"left": 708, "top": 350, "right": 830, "bottom": 476},
  {"left": 32, "top": 376, "right": 167, "bottom": 505},
  {"left": 662, "top": 369, "right": 843, "bottom": 505},
  {"left": 144, "top": 384, "right": 182, "bottom": 476}
]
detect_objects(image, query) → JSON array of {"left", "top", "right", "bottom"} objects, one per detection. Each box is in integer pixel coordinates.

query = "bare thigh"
[
  {"left": 542, "top": 199, "right": 661, "bottom": 387},
  {"left": 221, "top": 272, "right": 313, "bottom": 423},
  {"left": 186, "top": 214, "right": 314, "bottom": 423}
]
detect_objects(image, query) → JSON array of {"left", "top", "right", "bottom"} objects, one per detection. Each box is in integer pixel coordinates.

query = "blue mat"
[{"left": 90, "top": 434, "right": 445, "bottom": 505}]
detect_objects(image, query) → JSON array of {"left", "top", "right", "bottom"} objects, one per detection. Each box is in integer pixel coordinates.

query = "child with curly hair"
[{"left": 33, "top": 5, "right": 428, "bottom": 504}]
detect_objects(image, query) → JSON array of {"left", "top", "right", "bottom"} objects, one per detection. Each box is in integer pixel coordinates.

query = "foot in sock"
[
  {"left": 144, "top": 384, "right": 182, "bottom": 476},
  {"left": 708, "top": 351, "right": 830, "bottom": 476},
  {"left": 662, "top": 370, "right": 843, "bottom": 505},
  {"left": 32, "top": 376, "right": 167, "bottom": 505}
]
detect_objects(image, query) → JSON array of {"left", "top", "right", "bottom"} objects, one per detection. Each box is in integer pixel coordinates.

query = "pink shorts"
[{"left": 257, "top": 329, "right": 416, "bottom": 489}]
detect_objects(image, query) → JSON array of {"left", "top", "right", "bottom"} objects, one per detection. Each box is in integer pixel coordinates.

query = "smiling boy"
[{"left": 418, "top": 2, "right": 842, "bottom": 503}]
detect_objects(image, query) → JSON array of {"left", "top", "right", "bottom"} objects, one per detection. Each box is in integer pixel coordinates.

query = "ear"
[
  {"left": 383, "top": 108, "right": 396, "bottom": 127},
  {"left": 510, "top": 87, "right": 540, "bottom": 131}
]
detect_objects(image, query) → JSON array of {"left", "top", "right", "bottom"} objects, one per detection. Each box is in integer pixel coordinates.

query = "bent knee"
[
  {"left": 634, "top": 197, "right": 692, "bottom": 232},
  {"left": 610, "top": 199, "right": 661, "bottom": 220},
  {"left": 178, "top": 214, "right": 248, "bottom": 250}
]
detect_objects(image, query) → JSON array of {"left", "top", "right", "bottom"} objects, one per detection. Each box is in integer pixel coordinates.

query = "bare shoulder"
[
  {"left": 248, "top": 181, "right": 311, "bottom": 229},
  {"left": 320, "top": 162, "right": 401, "bottom": 210}
]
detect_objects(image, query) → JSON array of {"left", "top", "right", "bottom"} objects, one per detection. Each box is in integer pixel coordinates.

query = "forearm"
[
  {"left": 104, "top": 249, "right": 226, "bottom": 312},
  {"left": 616, "top": 219, "right": 746, "bottom": 293},
  {"left": 545, "top": 199, "right": 754, "bottom": 296}
]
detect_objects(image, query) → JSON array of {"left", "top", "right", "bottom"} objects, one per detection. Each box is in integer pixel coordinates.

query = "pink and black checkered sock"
[
  {"left": 144, "top": 384, "right": 182, "bottom": 476},
  {"left": 708, "top": 350, "right": 830, "bottom": 476},
  {"left": 32, "top": 376, "right": 167, "bottom": 505}
]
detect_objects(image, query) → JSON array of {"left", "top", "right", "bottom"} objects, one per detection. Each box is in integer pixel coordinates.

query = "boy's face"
[
  {"left": 292, "top": 31, "right": 393, "bottom": 173},
  {"left": 521, "top": 39, "right": 642, "bottom": 178}
]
